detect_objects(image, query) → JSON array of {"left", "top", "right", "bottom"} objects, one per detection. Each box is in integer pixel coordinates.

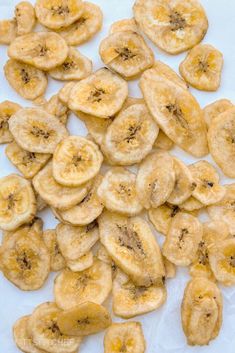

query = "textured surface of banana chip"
[
  {"left": 0, "top": 100, "right": 21, "bottom": 144},
  {"left": 0, "top": 174, "right": 36, "bottom": 231},
  {"left": 15, "top": 1, "right": 36, "bottom": 35},
  {"left": 136, "top": 151, "right": 175, "bottom": 209},
  {"left": 9, "top": 108, "right": 68, "bottom": 154},
  {"left": 42, "top": 229, "right": 66, "bottom": 272},
  {"left": 67, "top": 251, "right": 94, "bottom": 272},
  {"left": 153, "top": 130, "right": 174, "bottom": 150},
  {"left": 99, "top": 211, "right": 165, "bottom": 287},
  {"left": 180, "top": 196, "right": 204, "bottom": 212},
  {"left": 58, "top": 81, "right": 76, "bottom": 105},
  {"left": 133, "top": 0, "right": 208, "bottom": 54},
  {"left": 181, "top": 277, "right": 222, "bottom": 345},
  {"left": 179, "top": 44, "right": 223, "bottom": 91},
  {"left": 203, "top": 99, "right": 233, "bottom": 128},
  {"left": 99, "top": 31, "right": 154, "bottom": 80},
  {"left": 8, "top": 32, "right": 69, "bottom": 71},
  {"left": 58, "top": 301, "right": 111, "bottom": 336},
  {"left": 163, "top": 256, "right": 176, "bottom": 278},
  {"left": 109, "top": 18, "right": 138, "bottom": 34},
  {"left": 42, "top": 94, "right": 69, "bottom": 125},
  {"left": 148, "top": 203, "right": 182, "bottom": 236},
  {"left": 163, "top": 212, "right": 203, "bottom": 266},
  {"left": 54, "top": 259, "right": 112, "bottom": 310},
  {"left": 104, "top": 321, "right": 146, "bottom": 353},
  {"left": 68, "top": 68, "right": 128, "bottom": 118},
  {"left": 57, "top": 1, "right": 103, "bottom": 45},
  {"left": 0, "top": 19, "right": 16, "bottom": 44}
]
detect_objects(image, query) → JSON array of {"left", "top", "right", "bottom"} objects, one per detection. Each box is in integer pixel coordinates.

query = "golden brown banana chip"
[
  {"left": 180, "top": 196, "right": 204, "bottom": 212},
  {"left": 42, "top": 229, "right": 66, "bottom": 272},
  {"left": 0, "top": 19, "right": 17, "bottom": 44},
  {"left": 54, "top": 259, "right": 112, "bottom": 310},
  {"left": 153, "top": 130, "right": 174, "bottom": 150},
  {"left": 148, "top": 203, "right": 182, "bottom": 236},
  {"left": 181, "top": 277, "right": 222, "bottom": 346},
  {"left": 8, "top": 32, "right": 69, "bottom": 71},
  {"left": 0, "top": 100, "right": 21, "bottom": 144},
  {"left": 67, "top": 251, "right": 94, "bottom": 272},
  {"left": 203, "top": 99, "right": 233, "bottom": 128},
  {"left": 109, "top": 18, "right": 139, "bottom": 34},
  {"left": 15, "top": 1, "right": 36, "bottom": 35},
  {"left": 42, "top": 94, "right": 69, "bottom": 125},
  {"left": 58, "top": 82, "right": 76, "bottom": 105},
  {"left": 133, "top": 0, "right": 208, "bottom": 54}
]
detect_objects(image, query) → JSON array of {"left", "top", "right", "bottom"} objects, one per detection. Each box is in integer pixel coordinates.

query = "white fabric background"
[{"left": 0, "top": 1, "right": 235, "bottom": 352}]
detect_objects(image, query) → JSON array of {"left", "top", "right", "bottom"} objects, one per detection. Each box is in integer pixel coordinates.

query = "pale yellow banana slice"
[
  {"left": 104, "top": 321, "right": 146, "bottom": 353},
  {"left": 181, "top": 277, "right": 222, "bottom": 346},
  {"left": 0, "top": 100, "right": 21, "bottom": 144},
  {"left": 67, "top": 251, "right": 94, "bottom": 272},
  {"left": 42, "top": 94, "right": 69, "bottom": 125},
  {"left": 203, "top": 99, "right": 233, "bottom": 128},
  {"left": 109, "top": 18, "right": 138, "bottom": 34},
  {"left": 9, "top": 108, "right": 68, "bottom": 154},
  {"left": 54, "top": 259, "right": 112, "bottom": 310},
  {"left": 99, "top": 211, "right": 165, "bottom": 287},
  {"left": 179, "top": 44, "right": 223, "bottom": 91},
  {"left": 153, "top": 130, "right": 174, "bottom": 150},
  {"left": 133, "top": 0, "right": 208, "bottom": 54},
  {"left": 148, "top": 203, "right": 182, "bottom": 236},
  {"left": 0, "top": 19, "right": 17, "bottom": 44},
  {"left": 163, "top": 212, "right": 203, "bottom": 266},
  {"left": 68, "top": 68, "right": 128, "bottom": 118},
  {"left": 59, "top": 82, "right": 76, "bottom": 105},
  {"left": 151, "top": 60, "right": 188, "bottom": 90},
  {"left": 163, "top": 256, "right": 176, "bottom": 278},
  {"left": 99, "top": 31, "right": 154, "bottom": 80},
  {"left": 42, "top": 229, "right": 66, "bottom": 272},
  {"left": 8, "top": 32, "right": 69, "bottom": 71},
  {"left": 136, "top": 151, "right": 175, "bottom": 209},
  {"left": 57, "top": 1, "right": 103, "bottom": 45},
  {"left": 180, "top": 196, "right": 204, "bottom": 212},
  {"left": 0, "top": 174, "right": 36, "bottom": 231},
  {"left": 15, "top": 1, "right": 36, "bottom": 35}
]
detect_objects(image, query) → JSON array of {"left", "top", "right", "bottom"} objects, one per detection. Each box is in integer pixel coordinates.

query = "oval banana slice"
[
  {"left": 42, "top": 94, "right": 69, "bottom": 125},
  {"left": 54, "top": 259, "right": 112, "bottom": 310},
  {"left": 15, "top": 1, "right": 36, "bottom": 35},
  {"left": 136, "top": 151, "right": 175, "bottom": 209},
  {"left": 0, "top": 19, "right": 17, "bottom": 45},
  {"left": 42, "top": 229, "right": 66, "bottom": 272},
  {"left": 8, "top": 32, "right": 69, "bottom": 71},
  {"left": 59, "top": 81, "right": 76, "bottom": 105},
  {"left": 180, "top": 196, "right": 204, "bottom": 212},
  {"left": 99, "top": 31, "right": 154, "bottom": 80},
  {"left": 104, "top": 321, "right": 146, "bottom": 353},
  {"left": 154, "top": 130, "right": 174, "bottom": 151},
  {"left": 9, "top": 108, "right": 68, "bottom": 154},
  {"left": 57, "top": 1, "right": 103, "bottom": 45},
  {"left": 68, "top": 68, "right": 128, "bottom": 119},
  {"left": 0, "top": 174, "right": 36, "bottom": 231},
  {"left": 148, "top": 203, "right": 182, "bottom": 236},
  {"left": 163, "top": 212, "right": 203, "bottom": 266},
  {"left": 0, "top": 100, "right": 21, "bottom": 144},
  {"left": 109, "top": 18, "right": 138, "bottom": 34},
  {"left": 133, "top": 0, "right": 208, "bottom": 54},
  {"left": 67, "top": 251, "right": 94, "bottom": 272},
  {"left": 57, "top": 301, "right": 111, "bottom": 336},
  {"left": 203, "top": 99, "right": 233, "bottom": 128},
  {"left": 99, "top": 211, "right": 165, "bottom": 287},
  {"left": 181, "top": 277, "right": 222, "bottom": 346}
]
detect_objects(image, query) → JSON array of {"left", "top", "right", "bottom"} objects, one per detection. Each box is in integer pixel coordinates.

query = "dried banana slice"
[
  {"left": 0, "top": 100, "right": 21, "bottom": 144},
  {"left": 15, "top": 1, "right": 36, "bottom": 35},
  {"left": 99, "top": 31, "right": 154, "bottom": 80},
  {"left": 35, "top": 191, "right": 47, "bottom": 212},
  {"left": 6, "top": 141, "right": 50, "bottom": 179},
  {"left": 180, "top": 196, "right": 203, "bottom": 212},
  {"left": 67, "top": 251, "right": 94, "bottom": 272},
  {"left": 151, "top": 61, "right": 188, "bottom": 90},
  {"left": 99, "top": 211, "right": 165, "bottom": 287},
  {"left": 163, "top": 256, "right": 176, "bottom": 278},
  {"left": 203, "top": 99, "right": 233, "bottom": 128},
  {"left": 162, "top": 212, "right": 203, "bottom": 266},
  {"left": 8, "top": 32, "right": 68, "bottom": 71},
  {"left": 0, "top": 19, "right": 16, "bottom": 44},
  {"left": 140, "top": 69, "right": 208, "bottom": 157},
  {"left": 42, "top": 229, "right": 66, "bottom": 272},
  {"left": 54, "top": 259, "right": 112, "bottom": 310},
  {"left": 148, "top": 203, "right": 181, "bottom": 236},
  {"left": 59, "top": 82, "right": 76, "bottom": 105},
  {"left": 181, "top": 277, "right": 222, "bottom": 345},
  {"left": 133, "top": 0, "right": 208, "bottom": 54},
  {"left": 68, "top": 68, "right": 128, "bottom": 119},
  {"left": 208, "top": 107, "right": 235, "bottom": 177},
  {"left": 153, "top": 130, "right": 174, "bottom": 150},
  {"left": 42, "top": 94, "right": 69, "bottom": 125},
  {"left": 136, "top": 151, "right": 175, "bottom": 209},
  {"left": 53, "top": 136, "right": 103, "bottom": 186},
  {"left": 0, "top": 174, "right": 36, "bottom": 231},
  {"left": 179, "top": 44, "right": 223, "bottom": 91},
  {"left": 57, "top": 1, "right": 103, "bottom": 45},
  {"left": 28, "top": 302, "right": 82, "bottom": 353},
  {"left": 104, "top": 321, "right": 146, "bottom": 353},
  {"left": 9, "top": 108, "right": 68, "bottom": 154},
  {"left": 109, "top": 18, "right": 138, "bottom": 34},
  {"left": 33, "top": 162, "right": 91, "bottom": 210},
  {"left": 57, "top": 301, "right": 111, "bottom": 336}
]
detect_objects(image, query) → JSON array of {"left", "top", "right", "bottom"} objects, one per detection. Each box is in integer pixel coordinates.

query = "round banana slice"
[
  {"left": 0, "top": 19, "right": 17, "bottom": 45},
  {"left": 42, "top": 229, "right": 66, "bottom": 272},
  {"left": 0, "top": 100, "right": 21, "bottom": 144},
  {"left": 57, "top": 301, "right": 111, "bottom": 336},
  {"left": 15, "top": 1, "right": 36, "bottom": 35},
  {"left": 8, "top": 32, "right": 69, "bottom": 71},
  {"left": 6, "top": 141, "right": 51, "bottom": 179},
  {"left": 28, "top": 302, "right": 82, "bottom": 353},
  {"left": 49, "top": 47, "right": 92, "bottom": 81},
  {"left": 42, "top": 94, "right": 69, "bottom": 125},
  {"left": 56, "top": 221, "right": 99, "bottom": 260},
  {"left": 133, "top": 0, "right": 208, "bottom": 55},
  {"left": 99, "top": 211, "right": 165, "bottom": 287},
  {"left": 180, "top": 196, "right": 204, "bottom": 212},
  {"left": 163, "top": 212, "right": 203, "bottom": 266},
  {"left": 136, "top": 151, "right": 175, "bottom": 209},
  {"left": 59, "top": 82, "right": 76, "bottom": 105},
  {"left": 33, "top": 162, "right": 91, "bottom": 210},
  {"left": 35, "top": 0, "right": 83, "bottom": 29},
  {"left": 104, "top": 321, "right": 146, "bottom": 353},
  {"left": 54, "top": 259, "right": 112, "bottom": 310},
  {"left": 181, "top": 277, "right": 222, "bottom": 346},
  {"left": 109, "top": 18, "right": 138, "bottom": 34},
  {"left": 68, "top": 68, "right": 128, "bottom": 119},
  {"left": 57, "top": 1, "right": 103, "bottom": 45},
  {"left": 179, "top": 44, "right": 223, "bottom": 91},
  {"left": 151, "top": 60, "right": 188, "bottom": 90},
  {"left": 9, "top": 108, "right": 68, "bottom": 154},
  {"left": 0, "top": 174, "right": 36, "bottom": 231},
  {"left": 53, "top": 136, "right": 103, "bottom": 186},
  {"left": 140, "top": 69, "right": 208, "bottom": 157},
  {"left": 154, "top": 130, "right": 174, "bottom": 150},
  {"left": 67, "top": 251, "right": 94, "bottom": 272},
  {"left": 203, "top": 99, "right": 233, "bottom": 128},
  {"left": 99, "top": 31, "right": 154, "bottom": 80},
  {"left": 148, "top": 203, "right": 182, "bottom": 236},
  {"left": 102, "top": 104, "right": 158, "bottom": 165},
  {"left": 208, "top": 107, "right": 235, "bottom": 177}
]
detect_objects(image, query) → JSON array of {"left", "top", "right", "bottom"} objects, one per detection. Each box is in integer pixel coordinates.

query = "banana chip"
[
  {"left": 151, "top": 60, "right": 188, "bottom": 90},
  {"left": 153, "top": 130, "right": 174, "bottom": 151},
  {"left": 203, "top": 99, "right": 233, "bottom": 128},
  {"left": 42, "top": 229, "right": 66, "bottom": 272},
  {"left": 163, "top": 256, "right": 176, "bottom": 279},
  {"left": 67, "top": 251, "right": 94, "bottom": 272},
  {"left": 180, "top": 196, "right": 204, "bottom": 212},
  {"left": 58, "top": 82, "right": 76, "bottom": 105},
  {"left": 42, "top": 94, "right": 69, "bottom": 125},
  {"left": 0, "top": 19, "right": 17, "bottom": 45},
  {"left": 0, "top": 100, "right": 21, "bottom": 144},
  {"left": 15, "top": 1, "right": 36, "bottom": 35},
  {"left": 148, "top": 203, "right": 182, "bottom": 236},
  {"left": 109, "top": 18, "right": 138, "bottom": 34}
]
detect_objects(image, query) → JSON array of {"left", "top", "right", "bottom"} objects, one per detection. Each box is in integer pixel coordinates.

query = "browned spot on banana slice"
[{"left": 0, "top": 100, "right": 21, "bottom": 144}]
